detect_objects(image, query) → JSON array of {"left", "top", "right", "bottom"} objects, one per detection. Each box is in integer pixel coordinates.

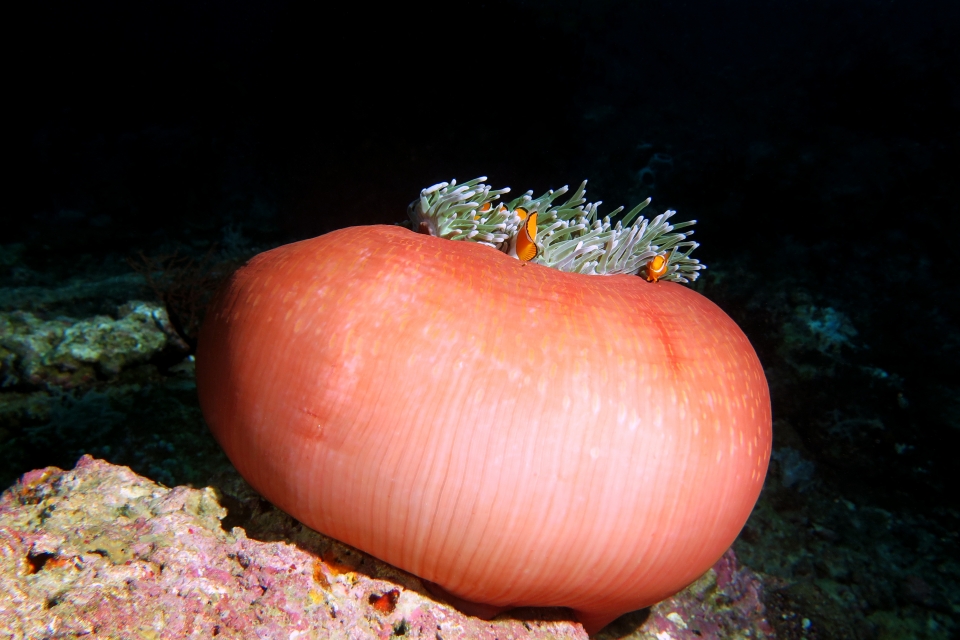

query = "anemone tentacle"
[{"left": 407, "top": 178, "right": 705, "bottom": 282}]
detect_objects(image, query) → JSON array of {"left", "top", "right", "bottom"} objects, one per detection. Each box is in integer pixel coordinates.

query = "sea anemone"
[
  {"left": 196, "top": 178, "right": 771, "bottom": 634},
  {"left": 407, "top": 177, "right": 703, "bottom": 280}
]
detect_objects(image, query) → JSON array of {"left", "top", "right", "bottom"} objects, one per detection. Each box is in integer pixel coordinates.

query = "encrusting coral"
[{"left": 407, "top": 177, "right": 704, "bottom": 281}]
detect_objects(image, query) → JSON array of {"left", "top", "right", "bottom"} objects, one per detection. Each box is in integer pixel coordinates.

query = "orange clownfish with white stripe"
[
  {"left": 645, "top": 254, "right": 669, "bottom": 282},
  {"left": 474, "top": 202, "right": 507, "bottom": 221},
  {"left": 474, "top": 202, "right": 492, "bottom": 220},
  {"left": 513, "top": 207, "right": 539, "bottom": 262}
]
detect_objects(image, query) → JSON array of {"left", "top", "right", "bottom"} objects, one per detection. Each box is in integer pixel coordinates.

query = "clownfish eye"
[
  {"left": 515, "top": 211, "right": 538, "bottom": 262},
  {"left": 646, "top": 254, "right": 668, "bottom": 282}
]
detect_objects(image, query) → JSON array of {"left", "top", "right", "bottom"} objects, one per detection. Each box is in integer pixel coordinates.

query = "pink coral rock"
[{"left": 0, "top": 457, "right": 773, "bottom": 639}]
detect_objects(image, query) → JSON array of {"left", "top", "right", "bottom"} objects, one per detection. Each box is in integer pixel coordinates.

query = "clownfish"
[
  {"left": 514, "top": 208, "right": 538, "bottom": 262},
  {"left": 646, "top": 254, "right": 668, "bottom": 282},
  {"left": 474, "top": 202, "right": 492, "bottom": 221}
]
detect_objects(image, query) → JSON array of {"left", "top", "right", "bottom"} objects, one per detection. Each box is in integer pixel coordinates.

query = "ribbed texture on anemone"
[{"left": 196, "top": 225, "right": 770, "bottom": 634}]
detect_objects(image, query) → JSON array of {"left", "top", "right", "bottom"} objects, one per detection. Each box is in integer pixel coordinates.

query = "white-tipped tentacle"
[{"left": 407, "top": 178, "right": 704, "bottom": 282}]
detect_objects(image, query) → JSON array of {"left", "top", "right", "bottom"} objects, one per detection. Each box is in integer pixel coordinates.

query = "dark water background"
[{"left": 5, "top": 1, "right": 959, "bottom": 637}]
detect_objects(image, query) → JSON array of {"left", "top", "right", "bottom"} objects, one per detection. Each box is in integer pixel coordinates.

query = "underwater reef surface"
[
  {"left": 0, "top": 234, "right": 956, "bottom": 640},
  {"left": 0, "top": 301, "right": 184, "bottom": 390},
  {"left": 0, "top": 300, "right": 228, "bottom": 491},
  {"left": 0, "top": 456, "right": 772, "bottom": 639},
  {"left": 0, "top": 252, "right": 954, "bottom": 639},
  {"left": 705, "top": 269, "right": 960, "bottom": 640}
]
